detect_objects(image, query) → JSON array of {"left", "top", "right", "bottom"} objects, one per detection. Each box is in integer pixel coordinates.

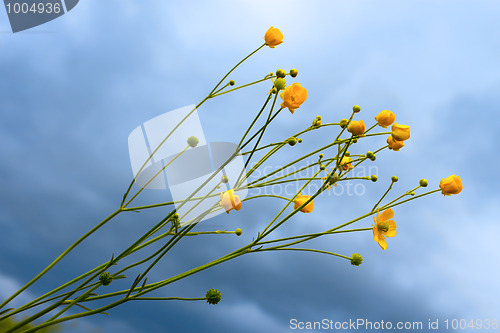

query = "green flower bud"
[
  {"left": 229, "top": 80, "right": 235, "bottom": 86},
  {"left": 316, "top": 115, "right": 322, "bottom": 120},
  {"left": 312, "top": 118, "right": 321, "bottom": 127},
  {"left": 276, "top": 69, "right": 286, "bottom": 78},
  {"left": 318, "top": 154, "right": 324, "bottom": 159},
  {"left": 297, "top": 138, "right": 303, "bottom": 143},
  {"left": 419, "top": 179, "right": 428, "bottom": 187},
  {"left": 187, "top": 136, "right": 199, "bottom": 148},
  {"left": 99, "top": 272, "right": 113, "bottom": 286},
  {"left": 271, "top": 88, "right": 277, "bottom": 94},
  {"left": 371, "top": 175, "right": 378, "bottom": 182},
  {"left": 339, "top": 119, "right": 348, "bottom": 128},
  {"left": 290, "top": 68, "right": 298, "bottom": 78},
  {"left": 366, "top": 151, "right": 375, "bottom": 159},
  {"left": 391, "top": 176, "right": 399, "bottom": 182},
  {"left": 221, "top": 175, "right": 229, "bottom": 183},
  {"left": 235, "top": 228, "right": 242, "bottom": 236},
  {"left": 369, "top": 154, "right": 376, "bottom": 161},
  {"left": 287, "top": 137, "right": 297, "bottom": 146},
  {"left": 351, "top": 253, "right": 363, "bottom": 266},
  {"left": 320, "top": 164, "right": 326, "bottom": 170},
  {"left": 353, "top": 105, "right": 361, "bottom": 113},
  {"left": 274, "top": 78, "right": 286, "bottom": 91},
  {"left": 172, "top": 212, "right": 180, "bottom": 220},
  {"left": 352, "top": 138, "right": 358, "bottom": 143},
  {"left": 328, "top": 173, "right": 341, "bottom": 185},
  {"left": 206, "top": 289, "right": 222, "bottom": 305},
  {"left": 409, "top": 191, "right": 415, "bottom": 196},
  {"left": 344, "top": 151, "right": 350, "bottom": 157}
]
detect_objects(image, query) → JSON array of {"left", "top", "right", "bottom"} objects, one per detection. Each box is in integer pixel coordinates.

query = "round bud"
[
  {"left": 297, "top": 138, "right": 303, "bottom": 143},
  {"left": 369, "top": 154, "right": 376, "bottom": 161},
  {"left": 371, "top": 175, "right": 378, "bottom": 182},
  {"left": 287, "top": 137, "right": 297, "bottom": 146},
  {"left": 366, "top": 151, "right": 375, "bottom": 159},
  {"left": 205, "top": 289, "right": 222, "bottom": 305},
  {"left": 235, "top": 228, "right": 242, "bottom": 236},
  {"left": 316, "top": 115, "right": 322, "bottom": 120},
  {"left": 187, "top": 136, "right": 199, "bottom": 148},
  {"left": 318, "top": 154, "right": 324, "bottom": 159},
  {"left": 172, "top": 212, "right": 180, "bottom": 220},
  {"left": 276, "top": 69, "right": 286, "bottom": 78},
  {"left": 409, "top": 191, "right": 415, "bottom": 196},
  {"left": 221, "top": 175, "right": 229, "bottom": 183},
  {"left": 271, "top": 88, "right": 277, "bottom": 94},
  {"left": 391, "top": 176, "right": 399, "bottom": 182},
  {"left": 339, "top": 119, "right": 348, "bottom": 128},
  {"left": 274, "top": 78, "right": 286, "bottom": 91},
  {"left": 350, "top": 253, "right": 363, "bottom": 266},
  {"left": 229, "top": 80, "right": 235, "bottom": 86},
  {"left": 352, "top": 138, "right": 358, "bottom": 143},
  {"left": 320, "top": 164, "right": 326, "bottom": 170},
  {"left": 344, "top": 152, "right": 350, "bottom": 157},
  {"left": 99, "top": 272, "right": 113, "bottom": 286},
  {"left": 419, "top": 179, "right": 429, "bottom": 187},
  {"left": 290, "top": 68, "right": 298, "bottom": 78},
  {"left": 353, "top": 105, "right": 361, "bottom": 113}
]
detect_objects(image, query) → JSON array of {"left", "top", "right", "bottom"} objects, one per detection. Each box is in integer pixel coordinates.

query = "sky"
[{"left": 1, "top": 1, "right": 500, "bottom": 332}]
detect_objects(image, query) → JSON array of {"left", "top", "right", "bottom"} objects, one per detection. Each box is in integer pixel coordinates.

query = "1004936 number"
[
  {"left": 444, "top": 319, "right": 499, "bottom": 330},
  {"left": 5, "top": 2, "right": 61, "bottom": 14}
]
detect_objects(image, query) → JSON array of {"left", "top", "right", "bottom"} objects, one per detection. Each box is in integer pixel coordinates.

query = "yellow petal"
[
  {"left": 379, "top": 208, "right": 394, "bottom": 222},
  {"left": 384, "top": 220, "right": 397, "bottom": 237},
  {"left": 378, "top": 237, "right": 388, "bottom": 250}
]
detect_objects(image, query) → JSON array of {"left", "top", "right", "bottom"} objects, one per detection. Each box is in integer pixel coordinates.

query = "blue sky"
[{"left": 1, "top": 1, "right": 500, "bottom": 332}]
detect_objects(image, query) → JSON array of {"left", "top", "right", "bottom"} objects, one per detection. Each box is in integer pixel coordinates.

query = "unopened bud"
[
  {"left": 419, "top": 179, "right": 428, "bottom": 187},
  {"left": 187, "top": 136, "right": 199, "bottom": 148}
]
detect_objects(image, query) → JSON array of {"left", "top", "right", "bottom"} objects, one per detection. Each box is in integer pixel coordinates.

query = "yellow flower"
[
  {"left": 294, "top": 194, "right": 314, "bottom": 213},
  {"left": 264, "top": 26, "right": 283, "bottom": 48},
  {"left": 372, "top": 208, "right": 397, "bottom": 250},
  {"left": 347, "top": 120, "right": 365, "bottom": 136},
  {"left": 387, "top": 135, "right": 405, "bottom": 151},
  {"left": 339, "top": 156, "right": 353, "bottom": 171},
  {"left": 391, "top": 122, "right": 410, "bottom": 141},
  {"left": 219, "top": 189, "right": 242, "bottom": 214},
  {"left": 439, "top": 175, "right": 463, "bottom": 196},
  {"left": 280, "top": 83, "right": 308, "bottom": 114},
  {"left": 375, "top": 110, "right": 395, "bottom": 128}
]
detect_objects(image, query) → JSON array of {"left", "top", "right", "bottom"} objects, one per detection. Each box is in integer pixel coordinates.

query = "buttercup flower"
[
  {"left": 280, "top": 83, "right": 308, "bottom": 114},
  {"left": 439, "top": 175, "right": 463, "bottom": 196},
  {"left": 387, "top": 135, "right": 405, "bottom": 151},
  {"left": 347, "top": 120, "right": 365, "bottom": 136},
  {"left": 372, "top": 208, "right": 397, "bottom": 250},
  {"left": 294, "top": 194, "right": 314, "bottom": 213},
  {"left": 375, "top": 110, "right": 395, "bottom": 128},
  {"left": 264, "top": 26, "right": 283, "bottom": 48},
  {"left": 339, "top": 156, "right": 353, "bottom": 171},
  {"left": 219, "top": 189, "right": 242, "bottom": 214},
  {"left": 391, "top": 122, "right": 410, "bottom": 141}
]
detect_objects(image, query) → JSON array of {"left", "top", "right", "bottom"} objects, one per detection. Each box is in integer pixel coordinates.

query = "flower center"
[{"left": 377, "top": 222, "right": 389, "bottom": 233}]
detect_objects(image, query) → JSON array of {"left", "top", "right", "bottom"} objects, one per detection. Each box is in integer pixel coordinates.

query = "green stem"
[{"left": 0, "top": 208, "right": 121, "bottom": 310}]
